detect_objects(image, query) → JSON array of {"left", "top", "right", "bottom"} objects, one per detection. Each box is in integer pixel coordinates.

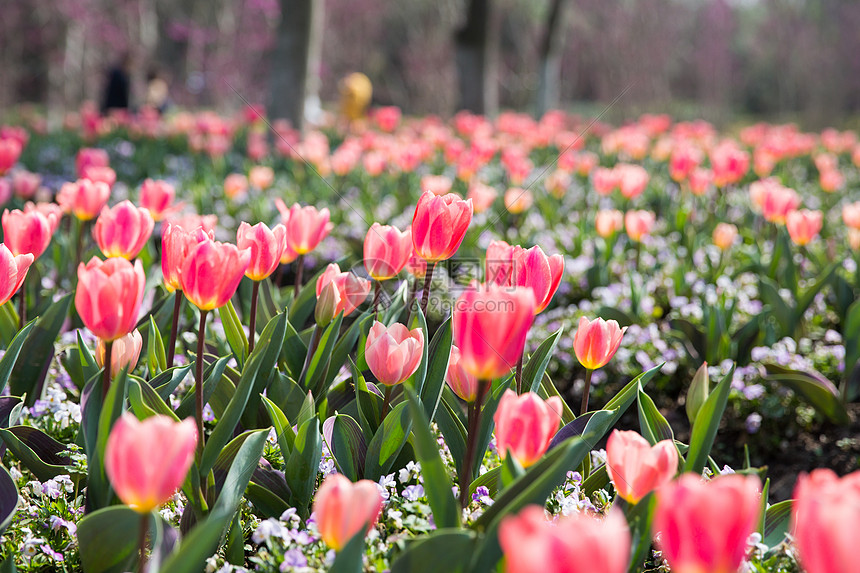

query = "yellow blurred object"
[{"left": 340, "top": 73, "right": 372, "bottom": 121}]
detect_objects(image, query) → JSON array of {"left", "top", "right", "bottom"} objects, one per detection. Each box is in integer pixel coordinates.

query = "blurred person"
[
  {"left": 339, "top": 72, "right": 372, "bottom": 127},
  {"left": 145, "top": 68, "right": 170, "bottom": 114},
  {"left": 101, "top": 53, "right": 132, "bottom": 114}
]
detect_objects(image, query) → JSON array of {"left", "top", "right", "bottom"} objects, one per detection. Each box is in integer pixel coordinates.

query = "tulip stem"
[
  {"left": 74, "top": 219, "right": 85, "bottom": 278},
  {"left": 195, "top": 310, "right": 209, "bottom": 456},
  {"left": 167, "top": 292, "right": 183, "bottom": 367},
  {"left": 371, "top": 281, "right": 382, "bottom": 318},
  {"left": 102, "top": 340, "right": 113, "bottom": 400},
  {"left": 580, "top": 369, "right": 593, "bottom": 416},
  {"left": 459, "top": 380, "right": 489, "bottom": 508},
  {"left": 249, "top": 281, "right": 260, "bottom": 353},
  {"left": 515, "top": 353, "right": 524, "bottom": 394},
  {"left": 17, "top": 274, "right": 26, "bottom": 330},
  {"left": 293, "top": 254, "right": 305, "bottom": 298},
  {"left": 403, "top": 277, "right": 420, "bottom": 326},
  {"left": 419, "top": 262, "right": 436, "bottom": 318},
  {"left": 137, "top": 512, "right": 149, "bottom": 573}
]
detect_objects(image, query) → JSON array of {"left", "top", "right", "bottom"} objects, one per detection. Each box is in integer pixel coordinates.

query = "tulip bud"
[
  {"left": 96, "top": 330, "right": 143, "bottom": 377},
  {"left": 315, "top": 280, "right": 341, "bottom": 327},
  {"left": 313, "top": 474, "right": 383, "bottom": 551},
  {"left": 686, "top": 362, "right": 709, "bottom": 425},
  {"left": 494, "top": 390, "right": 563, "bottom": 468},
  {"left": 365, "top": 321, "right": 424, "bottom": 386},
  {"left": 606, "top": 430, "right": 678, "bottom": 504},
  {"left": 573, "top": 316, "right": 626, "bottom": 371},
  {"left": 0, "top": 244, "right": 33, "bottom": 307}
]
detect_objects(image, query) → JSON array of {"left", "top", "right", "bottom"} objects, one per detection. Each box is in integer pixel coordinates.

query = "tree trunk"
[
  {"left": 269, "top": 0, "right": 317, "bottom": 132},
  {"left": 454, "top": 0, "right": 499, "bottom": 116},
  {"left": 535, "top": 0, "right": 568, "bottom": 116}
]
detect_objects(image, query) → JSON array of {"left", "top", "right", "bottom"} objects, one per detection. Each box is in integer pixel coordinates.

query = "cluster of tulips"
[{"left": 1, "top": 107, "right": 859, "bottom": 573}]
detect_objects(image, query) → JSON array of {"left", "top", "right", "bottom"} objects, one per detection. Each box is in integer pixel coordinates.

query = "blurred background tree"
[{"left": 2, "top": 0, "right": 859, "bottom": 127}]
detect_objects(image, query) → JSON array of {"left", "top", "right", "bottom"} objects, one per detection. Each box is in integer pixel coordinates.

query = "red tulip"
[
  {"left": 276, "top": 199, "right": 333, "bottom": 255},
  {"left": 606, "top": 430, "right": 678, "bottom": 504},
  {"left": 75, "top": 257, "right": 145, "bottom": 341},
  {"left": 179, "top": 239, "right": 251, "bottom": 311},
  {"left": 573, "top": 316, "right": 626, "bottom": 370},
  {"left": 96, "top": 330, "right": 143, "bottom": 377},
  {"left": 104, "top": 413, "right": 197, "bottom": 513},
  {"left": 236, "top": 221, "right": 286, "bottom": 281},
  {"left": 365, "top": 321, "right": 424, "bottom": 386},
  {"left": 452, "top": 284, "right": 536, "bottom": 380},
  {"left": 313, "top": 474, "right": 383, "bottom": 551},
  {"left": 654, "top": 474, "right": 761, "bottom": 573},
  {"left": 92, "top": 200, "right": 154, "bottom": 260},
  {"left": 0, "top": 244, "right": 34, "bottom": 307},
  {"left": 161, "top": 223, "right": 215, "bottom": 292},
  {"left": 363, "top": 224, "right": 412, "bottom": 281},
  {"left": 57, "top": 179, "right": 111, "bottom": 221},
  {"left": 411, "top": 191, "right": 472, "bottom": 263},
  {"left": 499, "top": 505, "right": 630, "bottom": 573},
  {"left": 494, "top": 390, "right": 562, "bottom": 468},
  {"left": 792, "top": 469, "right": 860, "bottom": 573},
  {"left": 2, "top": 207, "right": 57, "bottom": 259},
  {"left": 446, "top": 345, "right": 480, "bottom": 402},
  {"left": 139, "top": 179, "right": 176, "bottom": 221},
  {"left": 315, "top": 263, "right": 371, "bottom": 317},
  {"left": 786, "top": 209, "right": 822, "bottom": 246}
]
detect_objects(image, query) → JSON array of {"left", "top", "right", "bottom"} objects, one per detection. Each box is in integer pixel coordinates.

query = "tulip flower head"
[
  {"left": 179, "top": 239, "right": 251, "bottom": 311},
  {"left": 606, "top": 430, "right": 678, "bottom": 504},
  {"left": 411, "top": 191, "right": 473, "bottom": 263},
  {"left": 452, "top": 284, "right": 536, "bottom": 380},
  {"left": 504, "top": 187, "right": 534, "bottom": 214},
  {"left": 313, "top": 474, "right": 383, "bottom": 551},
  {"left": 96, "top": 330, "right": 143, "bottom": 377},
  {"left": 161, "top": 223, "right": 215, "bottom": 292},
  {"left": 236, "top": 221, "right": 287, "bottom": 281},
  {"left": 624, "top": 210, "right": 656, "bottom": 242},
  {"left": 445, "top": 345, "right": 480, "bottom": 402},
  {"left": 315, "top": 263, "right": 371, "bottom": 317},
  {"left": 275, "top": 200, "right": 333, "bottom": 257},
  {"left": 792, "top": 469, "right": 860, "bottom": 573},
  {"left": 0, "top": 244, "right": 33, "bottom": 307},
  {"left": 499, "top": 505, "right": 630, "bottom": 573},
  {"left": 104, "top": 414, "right": 197, "bottom": 513},
  {"left": 494, "top": 390, "right": 563, "bottom": 468},
  {"left": 11, "top": 170, "right": 41, "bottom": 199},
  {"left": 595, "top": 209, "right": 624, "bottom": 238},
  {"left": 0, "top": 139, "right": 22, "bottom": 175},
  {"left": 654, "top": 474, "right": 761, "bottom": 573},
  {"left": 139, "top": 179, "right": 176, "bottom": 221},
  {"left": 57, "top": 178, "right": 111, "bottom": 221},
  {"left": 511, "top": 246, "right": 564, "bottom": 314},
  {"left": 2, "top": 207, "right": 57, "bottom": 260},
  {"left": 76, "top": 257, "right": 145, "bottom": 342},
  {"left": 573, "top": 316, "right": 626, "bottom": 371},
  {"left": 365, "top": 321, "right": 424, "bottom": 386},
  {"left": 92, "top": 200, "right": 155, "bottom": 260},
  {"left": 224, "top": 173, "right": 249, "bottom": 199},
  {"left": 786, "top": 209, "right": 823, "bottom": 246},
  {"left": 249, "top": 165, "right": 275, "bottom": 190},
  {"left": 363, "top": 224, "right": 412, "bottom": 281},
  {"left": 712, "top": 223, "right": 738, "bottom": 251},
  {"left": 467, "top": 182, "right": 498, "bottom": 213}
]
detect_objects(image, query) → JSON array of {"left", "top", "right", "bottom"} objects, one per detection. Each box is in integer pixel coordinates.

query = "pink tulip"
[
  {"left": 104, "top": 413, "right": 197, "bottom": 513},
  {"left": 421, "top": 174, "right": 453, "bottom": 196},
  {"left": 792, "top": 469, "right": 860, "bottom": 573},
  {"left": 0, "top": 139, "right": 22, "bottom": 175},
  {"left": 275, "top": 200, "right": 333, "bottom": 256},
  {"left": 624, "top": 210, "right": 656, "bottom": 242},
  {"left": 315, "top": 263, "right": 371, "bottom": 317},
  {"left": 363, "top": 224, "right": 412, "bottom": 281},
  {"left": 573, "top": 316, "right": 626, "bottom": 370},
  {"left": 467, "top": 182, "right": 497, "bottom": 214},
  {"left": 512, "top": 246, "right": 564, "bottom": 314},
  {"left": 82, "top": 165, "right": 117, "bottom": 188},
  {"left": 236, "top": 221, "right": 286, "bottom": 281},
  {"left": 786, "top": 209, "right": 822, "bottom": 246},
  {"left": 485, "top": 240, "right": 522, "bottom": 287},
  {"left": 595, "top": 209, "right": 624, "bottom": 238},
  {"left": 688, "top": 167, "right": 713, "bottom": 196},
  {"left": 161, "top": 223, "right": 215, "bottom": 292},
  {"left": 504, "top": 187, "right": 533, "bottom": 214},
  {"left": 499, "top": 505, "right": 630, "bottom": 573},
  {"left": 167, "top": 213, "right": 218, "bottom": 235},
  {"left": 0, "top": 244, "right": 34, "bottom": 307},
  {"left": 365, "top": 321, "right": 424, "bottom": 386},
  {"left": 249, "top": 166, "right": 275, "bottom": 190},
  {"left": 494, "top": 390, "right": 562, "bottom": 468},
  {"left": 11, "top": 170, "right": 41, "bottom": 199},
  {"left": 25, "top": 202, "right": 63, "bottom": 233},
  {"left": 57, "top": 178, "right": 111, "bottom": 221},
  {"left": 712, "top": 223, "right": 738, "bottom": 251},
  {"left": 0, "top": 180, "right": 10, "bottom": 206},
  {"left": 92, "top": 200, "right": 154, "bottom": 260},
  {"left": 616, "top": 164, "right": 649, "bottom": 199},
  {"left": 75, "top": 147, "right": 110, "bottom": 178},
  {"left": 670, "top": 145, "right": 703, "bottom": 182},
  {"left": 313, "top": 474, "right": 383, "bottom": 551},
  {"left": 759, "top": 184, "right": 801, "bottom": 224},
  {"left": 592, "top": 166, "right": 619, "bottom": 195},
  {"left": 843, "top": 202, "right": 860, "bottom": 230},
  {"left": 179, "top": 239, "right": 251, "bottom": 311},
  {"left": 710, "top": 142, "right": 749, "bottom": 187},
  {"left": 224, "top": 173, "right": 248, "bottom": 199},
  {"left": 411, "top": 191, "right": 473, "bottom": 263},
  {"left": 446, "top": 345, "right": 480, "bottom": 402},
  {"left": 2, "top": 208, "right": 56, "bottom": 259},
  {"left": 654, "top": 474, "right": 761, "bottom": 573},
  {"left": 96, "top": 330, "right": 143, "bottom": 377},
  {"left": 606, "top": 430, "right": 678, "bottom": 504},
  {"left": 452, "top": 284, "right": 536, "bottom": 380},
  {"left": 139, "top": 179, "right": 176, "bottom": 221},
  {"left": 76, "top": 257, "right": 145, "bottom": 342}
]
